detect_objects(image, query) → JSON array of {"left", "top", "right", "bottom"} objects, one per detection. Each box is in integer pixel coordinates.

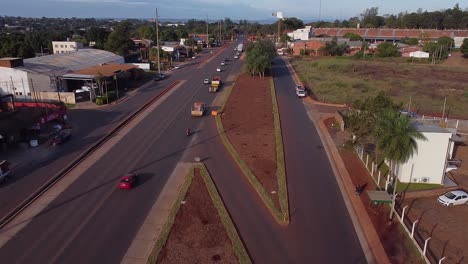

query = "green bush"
[{"left": 95, "top": 97, "right": 104, "bottom": 105}]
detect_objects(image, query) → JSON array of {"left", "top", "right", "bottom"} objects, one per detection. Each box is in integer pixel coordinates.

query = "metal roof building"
[{"left": 0, "top": 49, "right": 124, "bottom": 97}]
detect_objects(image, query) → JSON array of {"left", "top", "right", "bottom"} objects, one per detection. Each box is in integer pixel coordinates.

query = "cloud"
[{"left": 51, "top": 0, "right": 151, "bottom": 5}]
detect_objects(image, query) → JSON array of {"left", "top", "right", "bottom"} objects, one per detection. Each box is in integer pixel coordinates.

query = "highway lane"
[
  {"left": 0, "top": 42, "right": 242, "bottom": 263},
  {"left": 185, "top": 57, "right": 366, "bottom": 263},
  {"left": 272, "top": 57, "right": 366, "bottom": 263},
  {"left": 0, "top": 47, "right": 223, "bottom": 220}
]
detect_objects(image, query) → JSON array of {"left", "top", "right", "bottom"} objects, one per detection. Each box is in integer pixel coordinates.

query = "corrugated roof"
[
  {"left": 69, "top": 64, "right": 137, "bottom": 78},
  {"left": 20, "top": 49, "right": 124, "bottom": 77}
]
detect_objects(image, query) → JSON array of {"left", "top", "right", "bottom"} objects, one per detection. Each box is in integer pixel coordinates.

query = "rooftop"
[
  {"left": 21, "top": 49, "right": 123, "bottom": 77},
  {"left": 412, "top": 122, "right": 452, "bottom": 133}
]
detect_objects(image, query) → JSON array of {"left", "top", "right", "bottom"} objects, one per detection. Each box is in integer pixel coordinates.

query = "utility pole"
[
  {"left": 441, "top": 96, "right": 447, "bottom": 119},
  {"left": 408, "top": 95, "right": 412, "bottom": 112},
  {"left": 206, "top": 15, "right": 209, "bottom": 47},
  {"left": 155, "top": 8, "right": 161, "bottom": 74}
]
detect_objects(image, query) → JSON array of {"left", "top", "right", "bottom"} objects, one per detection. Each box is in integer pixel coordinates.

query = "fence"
[{"left": 354, "top": 146, "right": 449, "bottom": 264}]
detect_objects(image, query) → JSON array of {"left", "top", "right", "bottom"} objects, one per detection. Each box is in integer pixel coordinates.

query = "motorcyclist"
[{"left": 186, "top": 128, "right": 191, "bottom": 136}]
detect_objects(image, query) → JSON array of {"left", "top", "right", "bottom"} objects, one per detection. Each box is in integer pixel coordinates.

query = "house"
[
  {"left": 409, "top": 51, "right": 430, "bottom": 59},
  {"left": 287, "top": 26, "right": 313, "bottom": 41},
  {"left": 291, "top": 38, "right": 363, "bottom": 56},
  {"left": 394, "top": 123, "right": 461, "bottom": 185},
  {"left": 52, "top": 40, "right": 84, "bottom": 54},
  {"left": 0, "top": 49, "right": 124, "bottom": 97}
]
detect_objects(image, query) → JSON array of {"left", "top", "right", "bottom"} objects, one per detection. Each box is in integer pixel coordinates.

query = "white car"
[
  {"left": 234, "top": 55, "right": 239, "bottom": 59},
  {"left": 216, "top": 67, "right": 222, "bottom": 72},
  {"left": 174, "top": 65, "right": 181, "bottom": 69},
  {"left": 203, "top": 79, "right": 210, "bottom": 84},
  {"left": 221, "top": 61, "right": 226, "bottom": 66},
  {"left": 438, "top": 190, "right": 468, "bottom": 207}
]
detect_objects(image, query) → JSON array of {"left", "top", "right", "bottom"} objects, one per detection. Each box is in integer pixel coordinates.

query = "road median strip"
[
  {"left": 147, "top": 163, "right": 251, "bottom": 264},
  {"left": 214, "top": 75, "right": 288, "bottom": 224}
]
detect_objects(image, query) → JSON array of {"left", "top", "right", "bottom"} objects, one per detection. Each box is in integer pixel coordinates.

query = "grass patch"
[
  {"left": 292, "top": 58, "right": 468, "bottom": 117},
  {"left": 396, "top": 180, "right": 443, "bottom": 193},
  {"left": 195, "top": 163, "right": 252, "bottom": 264},
  {"left": 270, "top": 78, "right": 290, "bottom": 223},
  {"left": 147, "top": 169, "right": 193, "bottom": 264}
]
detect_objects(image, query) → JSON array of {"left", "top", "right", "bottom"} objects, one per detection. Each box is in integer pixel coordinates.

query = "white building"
[
  {"left": 0, "top": 49, "right": 123, "bottom": 97},
  {"left": 409, "top": 51, "right": 430, "bottom": 59},
  {"left": 454, "top": 37, "right": 466, "bottom": 48},
  {"left": 52, "top": 41, "right": 84, "bottom": 54},
  {"left": 287, "top": 26, "right": 313, "bottom": 41},
  {"left": 394, "top": 123, "right": 457, "bottom": 185}
]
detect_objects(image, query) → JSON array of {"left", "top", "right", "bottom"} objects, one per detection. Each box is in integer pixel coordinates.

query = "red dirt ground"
[
  {"left": 221, "top": 73, "right": 279, "bottom": 209},
  {"left": 156, "top": 168, "right": 238, "bottom": 264},
  {"left": 323, "top": 117, "right": 424, "bottom": 264}
]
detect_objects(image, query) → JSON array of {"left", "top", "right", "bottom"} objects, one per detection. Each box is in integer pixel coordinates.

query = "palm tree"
[
  {"left": 376, "top": 110, "right": 426, "bottom": 165},
  {"left": 376, "top": 110, "right": 426, "bottom": 219}
]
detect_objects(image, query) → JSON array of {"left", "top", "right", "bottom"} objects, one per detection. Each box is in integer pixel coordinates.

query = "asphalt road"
[
  {"left": 0, "top": 47, "right": 224, "bottom": 220},
  {"left": 0, "top": 73, "right": 171, "bottom": 218},
  {"left": 187, "top": 57, "right": 366, "bottom": 263},
  {"left": 0, "top": 42, "right": 242, "bottom": 263}
]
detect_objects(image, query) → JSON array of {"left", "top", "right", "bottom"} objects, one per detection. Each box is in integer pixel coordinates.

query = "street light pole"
[{"left": 155, "top": 8, "right": 161, "bottom": 75}]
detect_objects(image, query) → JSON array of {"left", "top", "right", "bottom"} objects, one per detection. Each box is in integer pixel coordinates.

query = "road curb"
[{"left": 0, "top": 80, "right": 181, "bottom": 230}]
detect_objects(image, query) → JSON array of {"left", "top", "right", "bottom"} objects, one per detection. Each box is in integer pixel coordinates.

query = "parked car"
[
  {"left": 204, "top": 79, "right": 210, "bottom": 84},
  {"left": 51, "top": 129, "right": 72, "bottom": 146},
  {"left": 174, "top": 65, "right": 181, "bottom": 69},
  {"left": 221, "top": 61, "right": 226, "bottom": 66},
  {"left": 119, "top": 173, "right": 138, "bottom": 190},
  {"left": 234, "top": 55, "right": 239, "bottom": 59},
  {"left": 216, "top": 67, "right": 222, "bottom": 72},
  {"left": 192, "top": 56, "right": 196, "bottom": 59},
  {"left": 438, "top": 190, "right": 468, "bottom": 207}
]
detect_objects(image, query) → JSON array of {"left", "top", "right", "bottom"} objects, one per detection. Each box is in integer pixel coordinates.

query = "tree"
[
  {"left": 321, "top": 37, "right": 348, "bottom": 56},
  {"left": 280, "top": 33, "right": 291, "bottom": 44},
  {"left": 376, "top": 42, "right": 400, "bottom": 57},
  {"left": 104, "top": 21, "right": 135, "bottom": 56},
  {"left": 376, "top": 110, "right": 426, "bottom": 165},
  {"left": 346, "top": 93, "right": 400, "bottom": 145},
  {"left": 400, "top": 37, "right": 419, "bottom": 46},
  {"left": 343, "top": 32, "right": 363, "bottom": 41},
  {"left": 245, "top": 39, "right": 276, "bottom": 78},
  {"left": 360, "top": 7, "right": 384, "bottom": 28},
  {"left": 437, "top": 36, "right": 454, "bottom": 49},
  {"left": 461, "top": 38, "right": 468, "bottom": 58}
]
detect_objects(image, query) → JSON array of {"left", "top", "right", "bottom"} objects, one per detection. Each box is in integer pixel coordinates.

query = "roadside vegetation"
[
  {"left": 149, "top": 164, "right": 250, "bottom": 264},
  {"left": 292, "top": 58, "right": 468, "bottom": 118}
]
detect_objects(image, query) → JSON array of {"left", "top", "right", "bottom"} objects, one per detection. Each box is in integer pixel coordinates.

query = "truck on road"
[
  {"left": 191, "top": 102, "right": 206, "bottom": 117},
  {"left": 209, "top": 76, "right": 222, "bottom": 92},
  {"left": 237, "top": 43, "right": 244, "bottom": 52}
]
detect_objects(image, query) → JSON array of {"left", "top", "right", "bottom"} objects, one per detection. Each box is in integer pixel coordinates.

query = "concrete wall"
[
  {"left": 395, "top": 132, "right": 452, "bottom": 184},
  {"left": 32, "top": 91, "right": 76, "bottom": 104},
  {"left": 0, "top": 67, "right": 30, "bottom": 96},
  {"left": 29, "top": 72, "right": 54, "bottom": 93}
]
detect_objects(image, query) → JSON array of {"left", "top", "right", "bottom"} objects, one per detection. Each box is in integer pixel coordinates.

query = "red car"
[{"left": 119, "top": 174, "right": 137, "bottom": 190}]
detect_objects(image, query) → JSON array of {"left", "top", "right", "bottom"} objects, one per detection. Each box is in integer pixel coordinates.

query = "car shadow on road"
[{"left": 134, "top": 172, "right": 154, "bottom": 188}]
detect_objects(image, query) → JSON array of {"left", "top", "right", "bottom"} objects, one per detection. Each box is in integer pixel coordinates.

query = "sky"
[{"left": 0, "top": 0, "right": 465, "bottom": 21}]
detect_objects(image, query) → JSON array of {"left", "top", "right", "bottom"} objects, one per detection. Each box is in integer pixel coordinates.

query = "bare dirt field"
[
  {"left": 324, "top": 117, "right": 423, "bottom": 264},
  {"left": 400, "top": 197, "right": 468, "bottom": 264},
  {"left": 156, "top": 168, "right": 238, "bottom": 264},
  {"left": 293, "top": 58, "right": 468, "bottom": 118},
  {"left": 221, "top": 73, "right": 279, "bottom": 209}
]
